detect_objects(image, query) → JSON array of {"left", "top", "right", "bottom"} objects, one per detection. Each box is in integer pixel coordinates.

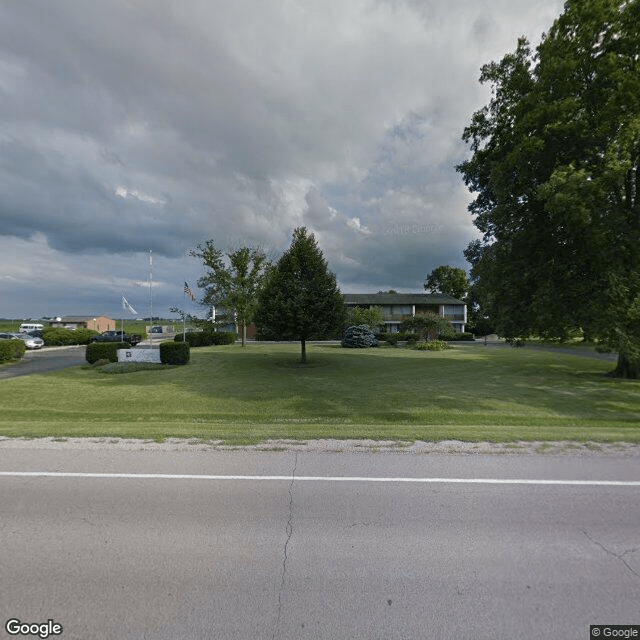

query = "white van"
[{"left": 19, "top": 323, "right": 44, "bottom": 333}]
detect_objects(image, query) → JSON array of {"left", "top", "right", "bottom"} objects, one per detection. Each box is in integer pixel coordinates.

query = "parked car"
[
  {"left": 90, "top": 330, "right": 142, "bottom": 346},
  {"left": 14, "top": 332, "right": 45, "bottom": 349},
  {"left": 149, "top": 325, "right": 163, "bottom": 334},
  {"left": 0, "top": 332, "right": 44, "bottom": 349}
]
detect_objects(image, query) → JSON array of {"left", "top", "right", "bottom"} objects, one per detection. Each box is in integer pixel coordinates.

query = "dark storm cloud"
[{"left": 0, "top": 0, "right": 564, "bottom": 317}]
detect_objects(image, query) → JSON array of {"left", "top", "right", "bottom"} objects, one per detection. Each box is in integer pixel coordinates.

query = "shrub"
[
  {"left": 160, "top": 341, "right": 190, "bottom": 365},
  {"left": 43, "top": 327, "right": 98, "bottom": 346},
  {"left": 0, "top": 339, "right": 26, "bottom": 362},
  {"left": 174, "top": 331, "right": 236, "bottom": 347},
  {"left": 85, "top": 342, "right": 129, "bottom": 364},
  {"left": 341, "top": 325, "right": 378, "bottom": 348},
  {"left": 99, "top": 362, "right": 169, "bottom": 373},
  {"left": 207, "top": 331, "right": 237, "bottom": 345},
  {"left": 446, "top": 331, "right": 475, "bottom": 341},
  {"left": 412, "top": 340, "right": 453, "bottom": 351},
  {"left": 396, "top": 331, "right": 418, "bottom": 342}
]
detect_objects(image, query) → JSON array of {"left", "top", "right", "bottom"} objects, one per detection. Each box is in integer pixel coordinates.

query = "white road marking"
[{"left": 0, "top": 471, "right": 639, "bottom": 486}]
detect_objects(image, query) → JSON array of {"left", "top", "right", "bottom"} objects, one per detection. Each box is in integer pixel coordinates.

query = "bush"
[
  {"left": 43, "top": 327, "right": 98, "bottom": 346},
  {"left": 99, "top": 362, "right": 169, "bottom": 373},
  {"left": 412, "top": 340, "right": 453, "bottom": 351},
  {"left": 341, "top": 325, "right": 378, "bottom": 348},
  {"left": 0, "top": 339, "right": 26, "bottom": 362},
  {"left": 174, "top": 331, "right": 236, "bottom": 347},
  {"left": 85, "top": 342, "right": 129, "bottom": 364},
  {"left": 446, "top": 332, "right": 475, "bottom": 341},
  {"left": 207, "top": 331, "right": 237, "bottom": 345},
  {"left": 160, "top": 341, "right": 190, "bottom": 365}
]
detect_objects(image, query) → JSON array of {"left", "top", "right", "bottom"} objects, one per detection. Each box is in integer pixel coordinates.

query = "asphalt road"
[
  {"left": 0, "top": 346, "right": 86, "bottom": 379},
  {"left": 1, "top": 447, "right": 638, "bottom": 640}
]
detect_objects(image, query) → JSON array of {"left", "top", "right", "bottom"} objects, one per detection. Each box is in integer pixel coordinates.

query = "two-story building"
[{"left": 344, "top": 293, "right": 467, "bottom": 333}]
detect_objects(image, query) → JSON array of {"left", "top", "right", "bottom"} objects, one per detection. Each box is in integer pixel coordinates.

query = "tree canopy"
[
  {"left": 345, "top": 305, "right": 385, "bottom": 330},
  {"left": 458, "top": 0, "right": 640, "bottom": 377},
  {"left": 400, "top": 312, "right": 455, "bottom": 342},
  {"left": 190, "top": 242, "right": 270, "bottom": 346},
  {"left": 424, "top": 265, "right": 470, "bottom": 300},
  {"left": 255, "top": 227, "right": 346, "bottom": 362}
]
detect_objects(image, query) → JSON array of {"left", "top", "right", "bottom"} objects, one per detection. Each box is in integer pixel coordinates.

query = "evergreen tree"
[{"left": 255, "top": 227, "right": 346, "bottom": 363}]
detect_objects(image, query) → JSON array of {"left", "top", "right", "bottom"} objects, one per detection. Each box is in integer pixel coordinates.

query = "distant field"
[{"left": 0, "top": 343, "right": 638, "bottom": 444}]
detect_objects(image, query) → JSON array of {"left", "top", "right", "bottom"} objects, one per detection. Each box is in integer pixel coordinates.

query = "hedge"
[
  {"left": 160, "top": 341, "right": 190, "bottom": 365},
  {"left": 0, "top": 339, "right": 26, "bottom": 362},
  {"left": 174, "top": 331, "right": 237, "bottom": 347},
  {"left": 413, "top": 340, "right": 453, "bottom": 351},
  {"left": 43, "top": 327, "right": 98, "bottom": 346},
  {"left": 446, "top": 332, "right": 475, "bottom": 341},
  {"left": 85, "top": 342, "right": 130, "bottom": 364}
]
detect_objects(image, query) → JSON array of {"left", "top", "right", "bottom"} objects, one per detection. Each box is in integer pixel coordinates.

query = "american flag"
[{"left": 184, "top": 282, "right": 196, "bottom": 301}]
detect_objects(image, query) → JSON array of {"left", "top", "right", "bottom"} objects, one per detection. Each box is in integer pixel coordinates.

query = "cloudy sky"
[{"left": 0, "top": 0, "right": 564, "bottom": 320}]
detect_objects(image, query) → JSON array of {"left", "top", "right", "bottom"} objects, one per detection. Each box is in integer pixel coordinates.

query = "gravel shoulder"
[{"left": 1, "top": 436, "right": 639, "bottom": 457}]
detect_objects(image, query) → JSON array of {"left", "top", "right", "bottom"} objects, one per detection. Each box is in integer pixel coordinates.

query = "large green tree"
[
  {"left": 424, "top": 265, "right": 470, "bottom": 300},
  {"left": 190, "top": 242, "right": 270, "bottom": 346},
  {"left": 255, "top": 227, "right": 346, "bottom": 363},
  {"left": 458, "top": 0, "right": 640, "bottom": 378}
]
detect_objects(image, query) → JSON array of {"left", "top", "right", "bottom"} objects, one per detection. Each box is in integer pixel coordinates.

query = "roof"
[
  {"left": 343, "top": 293, "right": 466, "bottom": 305},
  {"left": 58, "top": 316, "right": 114, "bottom": 322}
]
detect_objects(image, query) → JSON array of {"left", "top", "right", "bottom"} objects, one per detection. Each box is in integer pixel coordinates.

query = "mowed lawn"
[{"left": 0, "top": 343, "right": 638, "bottom": 444}]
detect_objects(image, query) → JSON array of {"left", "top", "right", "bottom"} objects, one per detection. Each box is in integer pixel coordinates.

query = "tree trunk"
[
  {"left": 241, "top": 323, "right": 246, "bottom": 347},
  {"left": 608, "top": 353, "right": 640, "bottom": 379},
  {"left": 300, "top": 338, "right": 306, "bottom": 364}
]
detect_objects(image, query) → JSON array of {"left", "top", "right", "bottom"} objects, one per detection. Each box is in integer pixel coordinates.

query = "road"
[
  {"left": 1, "top": 446, "right": 638, "bottom": 640},
  {"left": 0, "top": 346, "right": 86, "bottom": 379}
]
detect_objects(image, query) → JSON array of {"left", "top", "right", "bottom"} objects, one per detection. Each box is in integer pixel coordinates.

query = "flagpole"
[{"left": 149, "top": 250, "right": 153, "bottom": 348}]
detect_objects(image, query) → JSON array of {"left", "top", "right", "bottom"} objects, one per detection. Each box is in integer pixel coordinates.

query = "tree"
[
  {"left": 254, "top": 227, "right": 346, "bottom": 363},
  {"left": 345, "top": 306, "right": 385, "bottom": 330},
  {"left": 190, "top": 242, "right": 270, "bottom": 346},
  {"left": 457, "top": 0, "right": 640, "bottom": 378},
  {"left": 400, "top": 312, "right": 455, "bottom": 342},
  {"left": 424, "top": 265, "right": 470, "bottom": 300}
]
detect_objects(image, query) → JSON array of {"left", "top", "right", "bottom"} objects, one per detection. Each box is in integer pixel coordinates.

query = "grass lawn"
[{"left": 0, "top": 343, "right": 638, "bottom": 444}]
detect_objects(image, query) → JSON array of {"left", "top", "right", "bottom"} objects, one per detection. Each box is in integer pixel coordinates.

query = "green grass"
[{"left": 0, "top": 343, "right": 638, "bottom": 444}]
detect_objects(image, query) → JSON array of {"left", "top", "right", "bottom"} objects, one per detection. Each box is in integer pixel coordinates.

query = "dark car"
[{"left": 90, "top": 330, "right": 142, "bottom": 346}]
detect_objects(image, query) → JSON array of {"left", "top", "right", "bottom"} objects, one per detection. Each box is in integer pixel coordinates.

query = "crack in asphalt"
[
  {"left": 272, "top": 451, "right": 297, "bottom": 639},
  {"left": 582, "top": 529, "right": 640, "bottom": 580}
]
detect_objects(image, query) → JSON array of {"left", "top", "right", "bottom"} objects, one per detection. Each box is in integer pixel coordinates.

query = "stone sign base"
[{"left": 117, "top": 348, "right": 161, "bottom": 364}]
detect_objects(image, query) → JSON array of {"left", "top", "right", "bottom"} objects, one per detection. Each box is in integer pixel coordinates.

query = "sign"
[{"left": 117, "top": 349, "right": 161, "bottom": 364}]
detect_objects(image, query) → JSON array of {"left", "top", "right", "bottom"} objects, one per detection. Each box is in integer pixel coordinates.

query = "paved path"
[
  {"left": 0, "top": 345, "right": 86, "bottom": 379},
  {"left": 1, "top": 446, "right": 638, "bottom": 640}
]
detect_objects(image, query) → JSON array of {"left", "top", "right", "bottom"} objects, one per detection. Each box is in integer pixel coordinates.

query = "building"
[
  {"left": 344, "top": 293, "right": 467, "bottom": 333},
  {"left": 48, "top": 316, "right": 116, "bottom": 332}
]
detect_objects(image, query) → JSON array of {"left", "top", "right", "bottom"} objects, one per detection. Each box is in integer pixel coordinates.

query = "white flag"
[{"left": 122, "top": 296, "right": 138, "bottom": 315}]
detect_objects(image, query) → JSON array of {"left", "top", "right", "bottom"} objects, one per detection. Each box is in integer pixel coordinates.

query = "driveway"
[{"left": 0, "top": 345, "right": 86, "bottom": 379}]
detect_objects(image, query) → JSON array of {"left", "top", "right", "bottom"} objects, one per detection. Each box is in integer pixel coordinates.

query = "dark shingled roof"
[{"left": 343, "top": 293, "right": 465, "bottom": 305}]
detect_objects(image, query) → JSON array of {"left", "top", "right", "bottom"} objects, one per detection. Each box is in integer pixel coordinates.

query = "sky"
[{"left": 0, "top": 0, "right": 564, "bottom": 320}]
